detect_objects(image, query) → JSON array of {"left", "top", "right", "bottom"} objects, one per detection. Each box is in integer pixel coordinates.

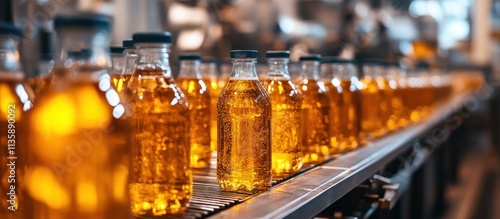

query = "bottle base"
[
  {"left": 217, "top": 176, "right": 271, "bottom": 192},
  {"left": 129, "top": 182, "right": 191, "bottom": 216}
]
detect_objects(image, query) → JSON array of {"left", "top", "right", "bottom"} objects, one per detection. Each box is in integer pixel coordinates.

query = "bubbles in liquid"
[
  {"left": 202, "top": 77, "right": 220, "bottom": 152},
  {"left": 261, "top": 78, "right": 302, "bottom": 175},
  {"left": 177, "top": 77, "right": 211, "bottom": 168},
  {"left": 376, "top": 77, "right": 399, "bottom": 132},
  {"left": 339, "top": 79, "right": 361, "bottom": 150},
  {"left": 127, "top": 67, "right": 192, "bottom": 216},
  {"left": 360, "top": 77, "right": 386, "bottom": 139},
  {"left": 324, "top": 79, "right": 344, "bottom": 153},
  {"left": 217, "top": 79, "right": 272, "bottom": 192},
  {"left": 295, "top": 78, "right": 330, "bottom": 164}
]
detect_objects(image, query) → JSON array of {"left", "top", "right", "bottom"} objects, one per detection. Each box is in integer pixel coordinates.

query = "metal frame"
[{"left": 209, "top": 93, "right": 473, "bottom": 219}]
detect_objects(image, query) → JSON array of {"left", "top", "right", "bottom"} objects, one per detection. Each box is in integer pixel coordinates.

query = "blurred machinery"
[{"left": 1, "top": 0, "right": 482, "bottom": 76}]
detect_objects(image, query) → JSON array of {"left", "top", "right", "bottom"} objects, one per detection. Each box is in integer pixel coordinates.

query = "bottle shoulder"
[
  {"left": 218, "top": 79, "right": 271, "bottom": 107},
  {"left": 127, "top": 77, "right": 189, "bottom": 108},
  {"left": 31, "top": 81, "right": 129, "bottom": 129}
]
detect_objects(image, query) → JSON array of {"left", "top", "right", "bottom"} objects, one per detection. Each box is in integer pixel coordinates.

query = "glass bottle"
[
  {"left": 422, "top": 72, "right": 435, "bottom": 117},
  {"left": 27, "top": 30, "right": 54, "bottom": 95},
  {"left": 257, "top": 61, "right": 269, "bottom": 82},
  {"left": 109, "top": 46, "right": 125, "bottom": 89},
  {"left": 176, "top": 54, "right": 211, "bottom": 168},
  {"left": 24, "top": 13, "right": 131, "bottom": 219},
  {"left": 200, "top": 58, "right": 219, "bottom": 152},
  {"left": 406, "top": 68, "right": 431, "bottom": 122},
  {"left": 217, "top": 50, "right": 272, "bottom": 192},
  {"left": 337, "top": 60, "right": 362, "bottom": 149},
  {"left": 296, "top": 55, "right": 330, "bottom": 164},
  {"left": 321, "top": 58, "right": 344, "bottom": 153},
  {"left": 127, "top": 32, "right": 191, "bottom": 216},
  {"left": 78, "top": 48, "right": 93, "bottom": 66},
  {"left": 115, "top": 40, "right": 135, "bottom": 93},
  {"left": 386, "top": 62, "right": 409, "bottom": 128},
  {"left": 261, "top": 51, "right": 302, "bottom": 175},
  {"left": 0, "top": 22, "right": 34, "bottom": 219},
  {"left": 360, "top": 61, "right": 386, "bottom": 139},
  {"left": 218, "top": 60, "right": 231, "bottom": 89},
  {"left": 327, "top": 58, "right": 362, "bottom": 151},
  {"left": 379, "top": 62, "right": 400, "bottom": 132}
]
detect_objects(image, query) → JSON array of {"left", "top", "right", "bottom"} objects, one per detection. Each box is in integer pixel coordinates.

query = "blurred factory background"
[
  {"left": 2, "top": 0, "right": 500, "bottom": 218},
  {"left": 1, "top": 0, "right": 495, "bottom": 76}
]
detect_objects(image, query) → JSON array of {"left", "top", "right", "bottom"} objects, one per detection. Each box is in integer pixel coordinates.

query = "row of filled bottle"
[{"left": 0, "top": 13, "right": 453, "bottom": 219}]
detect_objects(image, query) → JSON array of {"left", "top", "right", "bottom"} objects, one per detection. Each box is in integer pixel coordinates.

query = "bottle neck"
[
  {"left": 110, "top": 54, "right": 125, "bottom": 75},
  {"left": 0, "top": 36, "right": 21, "bottom": 73},
  {"left": 267, "top": 58, "right": 290, "bottom": 78},
  {"left": 200, "top": 62, "right": 217, "bottom": 79},
  {"left": 321, "top": 63, "right": 332, "bottom": 80},
  {"left": 54, "top": 28, "right": 111, "bottom": 77},
  {"left": 363, "top": 65, "right": 382, "bottom": 78},
  {"left": 178, "top": 60, "right": 201, "bottom": 78},
  {"left": 135, "top": 43, "right": 171, "bottom": 77},
  {"left": 335, "top": 63, "right": 357, "bottom": 80},
  {"left": 300, "top": 60, "right": 319, "bottom": 80},
  {"left": 123, "top": 48, "right": 136, "bottom": 74},
  {"left": 231, "top": 58, "right": 258, "bottom": 79}
]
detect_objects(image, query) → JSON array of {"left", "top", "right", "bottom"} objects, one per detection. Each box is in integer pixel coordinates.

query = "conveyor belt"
[
  {"left": 134, "top": 91, "right": 479, "bottom": 219},
  {"left": 132, "top": 156, "right": 320, "bottom": 219}
]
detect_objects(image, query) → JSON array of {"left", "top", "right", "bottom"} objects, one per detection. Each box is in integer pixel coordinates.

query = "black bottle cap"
[
  {"left": 362, "top": 58, "right": 382, "bottom": 66},
  {"left": 352, "top": 59, "right": 361, "bottom": 65},
  {"left": 40, "top": 53, "right": 52, "bottom": 61},
  {"left": 415, "top": 61, "right": 430, "bottom": 69},
  {"left": 299, "top": 54, "right": 321, "bottom": 61},
  {"left": 0, "top": 22, "right": 22, "bottom": 37},
  {"left": 132, "top": 32, "right": 172, "bottom": 44},
  {"left": 230, "top": 50, "right": 258, "bottom": 58},
  {"left": 321, "top": 56, "right": 352, "bottom": 64},
  {"left": 54, "top": 12, "right": 112, "bottom": 31},
  {"left": 67, "top": 51, "right": 80, "bottom": 59},
  {"left": 201, "top": 57, "right": 218, "bottom": 63},
  {"left": 110, "top": 46, "right": 125, "bottom": 54},
  {"left": 179, "top": 54, "right": 201, "bottom": 61},
  {"left": 266, "top": 51, "right": 290, "bottom": 58},
  {"left": 122, "top": 39, "right": 134, "bottom": 48},
  {"left": 39, "top": 29, "right": 53, "bottom": 61},
  {"left": 80, "top": 49, "right": 93, "bottom": 59}
]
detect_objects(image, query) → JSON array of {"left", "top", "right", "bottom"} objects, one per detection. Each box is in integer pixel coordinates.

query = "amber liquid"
[
  {"left": 404, "top": 79, "right": 434, "bottom": 122},
  {"left": 25, "top": 68, "right": 131, "bottom": 219},
  {"left": 262, "top": 78, "right": 302, "bottom": 174},
  {"left": 324, "top": 80, "right": 344, "bottom": 153},
  {"left": 0, "top": 74, "right": 33, "bottom": 219},
  {"left": 377, "top": 77, "right": 399, "bottom": 132},
  {"left": 296, "top": 79, "right": 330, "bottom": 163},
  {"left": 435, "top": 84, "right": 452, "bottom": 103},
  {"left": 127, "top": 67, "right": 192, "bottom": 216},
  {"left": 420, "top": 85, "right": 434, "bottom": 118},
  {"left": 402, "top": 86, "right": 422, "bottom": 122},
  {"left": 27, "top": 74, "right": 52, "bottom": 95},
  {"left": 339, "top": 79, "right": 361, "bottom": 150},
  {"left": 112, "top": 74, "right": 132, "bottom": 93},
  {"left": 177, "top": 77, "right": 211, "bottom": 168},
  {"left": 202, "top": 77, "right": 220, "bottom": 152},
  {"left": 393, "top": 82, "right": 410, "bottom": 128},
  {"left": 217, "top": 79, "right": 272, "bottom": 192},
  {"left": 360, "top": 78, "right": 385, "bottom": 139}
]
